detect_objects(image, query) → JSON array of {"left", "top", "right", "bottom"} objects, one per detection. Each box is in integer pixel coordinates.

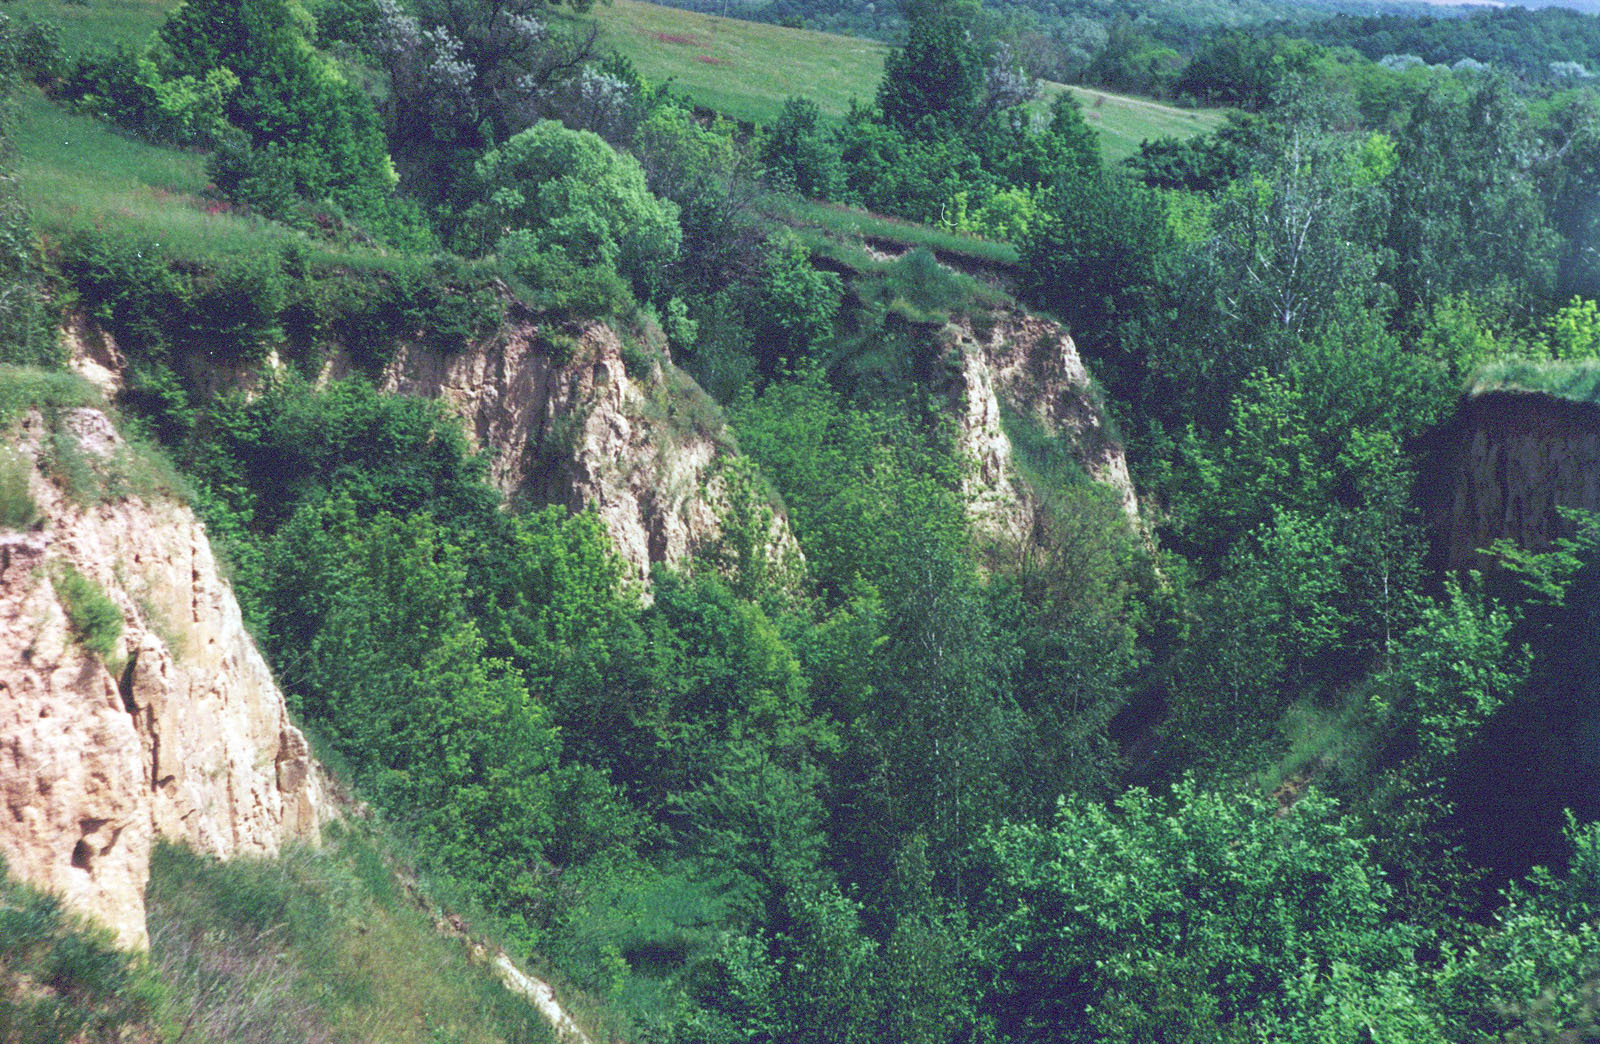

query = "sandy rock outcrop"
[
  {"left": 1423, "top": 390, "right": 1600, "bottom": 571},
  {"left": 940, "top": 311, "right": 1139, "bottom": 547},
  {"left": 374, "top": 319, "right": 800, "bottom": 586},
  {"left": 0, "top": 409, "right": 325, "bottom": 949}
]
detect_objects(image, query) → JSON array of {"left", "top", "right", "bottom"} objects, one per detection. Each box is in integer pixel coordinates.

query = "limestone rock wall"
[
  {"left": 374, "top": 320, "right": 799, "bottom": 586},
  {"left": 1424, "top": 391, "right": 1600, "bottom": 571},
  {"left": 942, "top": 311, "right": 1139, "bottom": 547},
  {"left": 0, "top": 409, "right": 325, "bottom": 949}
]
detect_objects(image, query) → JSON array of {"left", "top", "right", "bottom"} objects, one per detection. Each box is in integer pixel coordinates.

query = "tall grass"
[
  {"left": 7, "top": 0, "right": 173, "bottom": 53},
  {"left": 146, "top": 828, "right": 559, "bottom": 1044},
  {"left": 15, "top": 91, "right": 323, "bottom": 262},
  {"left": 0, "top": 858, "right": 163, "bottom": 1044},
  {"left": 0, "top": 364, "right": 98, "bottom": 425},
  {"left": 0, "top": 447, "right": 39, "bottom": 529}
]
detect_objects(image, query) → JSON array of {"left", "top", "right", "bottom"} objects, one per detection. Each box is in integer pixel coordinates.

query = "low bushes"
[
  {"left": 50, "top": 561, "right": 122, "bottom": 659},
  {"left": 54, "top": 229, "right": 502, "bottom": 377}
]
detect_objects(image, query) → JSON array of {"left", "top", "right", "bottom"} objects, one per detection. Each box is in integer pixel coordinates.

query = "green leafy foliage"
[
  {"left": 877, "top": 0, "right": 983, "bottom": 133},
  {"left": 466, "top": 120, "right": 681, "bottom": 311},
  {"left": 976, "top": 781, "right": 1433, "bottom": 1043},
  {"left": 15, "top": 0, "right": 1600, "bottom": 1037},
  {"left": 50, "top": 561, "right": 122, "bottom": 660}
]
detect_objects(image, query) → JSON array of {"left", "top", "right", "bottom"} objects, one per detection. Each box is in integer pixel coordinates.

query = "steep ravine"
[
  {"left": 0, "top": 408, "right": 325, "bottom": 949},
  {"left": 68, "top": 311, "right": 802, "bottom": 590}
]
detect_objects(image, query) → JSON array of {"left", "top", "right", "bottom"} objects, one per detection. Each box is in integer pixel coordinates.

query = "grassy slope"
[
  {"left": 588, "top": 0, "right": 885, "bottom": 125},
  {"left": 590, "top": 0, "right": 1226, "bottom": 161},
  {"left": 768, "top": 195, "right": 1018, "bottom": 267},
  {"left": 145, "top": 825, "right": 561, "bottom": 1044},
  {"left": 1049, "top": 83, "right": 1227, "bottom": 165},
  {"left": 9, "top": 0, "right": 1222, "bottom": 253},
  {"left": 13, "top": 89, "right": 315, "bottom": 259},
  {"left": 9, "top": 0, "right": 407, "bottom": 267},
  {"left": 8, "top": 0, "right": 170, "bottom": 52}
]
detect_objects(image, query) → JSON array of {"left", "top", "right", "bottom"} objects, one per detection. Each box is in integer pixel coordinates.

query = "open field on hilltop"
[
  {"left": 585, "top": 0, "right": 886, "bottom": 125},
  {"left": 590, "top": 0, "right": 1226, "bottom": 160}
]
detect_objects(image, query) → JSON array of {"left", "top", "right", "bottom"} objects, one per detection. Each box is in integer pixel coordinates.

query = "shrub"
[
  {"left": 507, "top": 248, "right": 635, "bottom": 320},
  {"left": 467, "top": 120, "right": 681, "bottom": 304},
  {"left": 0, "top": 448, "right": 38, "bottom": 530},
  {"left": 62, "top": 49, "right": 237, "bottom": 146},
  {"left": 56, "top": 229, "right": 191, "bottom": 358},
  {"left": 16, "top": 18, "right": 64, "bottom": 85},
  {"left": 206, "top": 131, "right": 301, "bottom": 215},
  {"left": 620, "top": 338, "right": 654, "bottom": 381},
  {"left": 50, "top": 562, "right": 123, "bottom": 660},
  {"left": 186, "top": 253, "right": 287, "bottom": 364}
]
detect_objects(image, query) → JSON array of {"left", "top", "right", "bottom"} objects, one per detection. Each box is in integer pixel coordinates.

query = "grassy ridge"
[
  {"left": 768, "top": 196, "right": 1019, "bottom": 267},
  {"left": 1470, "top": 359, "right": 1600, "bottom": 404},
  {"left": 590, "top": 0, "right": 1225, "bottom": 160}
]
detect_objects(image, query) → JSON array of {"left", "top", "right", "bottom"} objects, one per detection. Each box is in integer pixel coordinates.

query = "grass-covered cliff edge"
[{"left": 3, "top": 0, "right": 1600, "bottom": 1040}]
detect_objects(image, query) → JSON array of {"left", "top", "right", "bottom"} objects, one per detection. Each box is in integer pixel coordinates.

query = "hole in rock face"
[{"left": 71, "top": 839, "right": 92, "bottom": 871}]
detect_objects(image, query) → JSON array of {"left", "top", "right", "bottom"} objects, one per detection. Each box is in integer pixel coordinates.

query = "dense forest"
[{"left": 2, "top": 0, "right": 1600, "bottom": 1039}]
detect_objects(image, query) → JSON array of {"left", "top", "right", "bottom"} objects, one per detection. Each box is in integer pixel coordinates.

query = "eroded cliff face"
[
  {"left": 0, "top": 409, "right": 325, "bottom": 950},
  {"left": 374, "top": 319, "right": 800, "bottom": 585},
  {"left": 942, "top": 311, "right": 1139, "bottom": 547},
  {"left": 1425, "top": 391, "right": 1600, "bottom": 571}
]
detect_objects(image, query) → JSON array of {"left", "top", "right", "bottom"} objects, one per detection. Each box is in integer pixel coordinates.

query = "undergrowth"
[
  {"left": 0, "top": 447, "right": 39, "bottom": 529},
  {"left": 0, "top": 364, "right": 97, "bottom": 426}
]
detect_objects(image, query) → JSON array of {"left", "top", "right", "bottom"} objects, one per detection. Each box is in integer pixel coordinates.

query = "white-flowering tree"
[{"left": 374, "top": 0, "right": 601, "bottom": 200}]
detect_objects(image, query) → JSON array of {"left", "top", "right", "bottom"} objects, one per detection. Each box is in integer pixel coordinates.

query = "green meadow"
[{"left": 589, "top": 0, "right": 1226, "bottom": 160}]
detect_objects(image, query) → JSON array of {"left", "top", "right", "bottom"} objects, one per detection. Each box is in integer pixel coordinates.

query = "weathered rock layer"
[
  {"left": 0, "top": 409, "right": 324, "bottom": 949},
  {"left": 943, "top": 311, "right": 1139, "bottom": 547},
  {"left": 1424, "top": 391, "right": 1600, "bottom": 571},
  {"left": 375, "top": 319, "right": 799, "bottom": 585}
]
